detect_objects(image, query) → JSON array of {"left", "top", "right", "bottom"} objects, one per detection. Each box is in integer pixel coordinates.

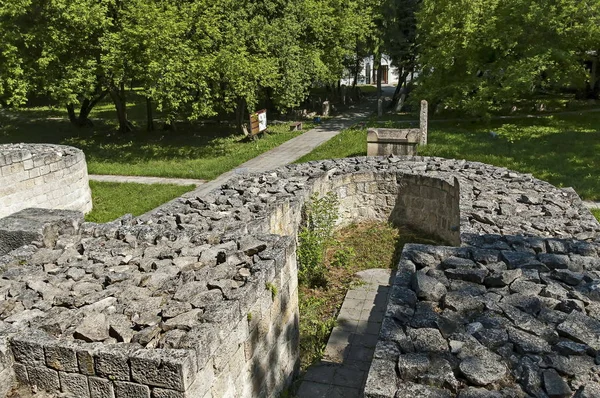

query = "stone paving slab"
[
  {"left": 89, "top": 174, "right": 206, "bottom": 186},
  {"left": 296, "top": 268, "right": 393, "bottom": 397}
]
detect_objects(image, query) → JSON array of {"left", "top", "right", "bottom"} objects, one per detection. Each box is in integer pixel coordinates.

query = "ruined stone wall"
[
  {"left": 0, "top": 156, "right": 599, "bottom": 398},
  {"left": 392, "top": 174, "right": 461, "bottom": 245},
  {"left": 0, "top": 144, "right": 92, "bottom": 219}
]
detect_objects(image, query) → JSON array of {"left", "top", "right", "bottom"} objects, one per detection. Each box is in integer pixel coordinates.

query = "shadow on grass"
[{"left": 1, "top": 102, "right": 308, "bottom": 180}]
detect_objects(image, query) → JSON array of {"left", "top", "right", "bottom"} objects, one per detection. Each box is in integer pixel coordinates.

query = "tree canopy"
[
  {"left": 412, "top": 0, "right": 600, "bottom": 114},
  {"left": 0, "top": 0, "right": 374, "bottom": 131}
]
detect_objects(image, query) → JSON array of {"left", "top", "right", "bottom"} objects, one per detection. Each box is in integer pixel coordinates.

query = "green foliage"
[
  {"left": 265, "top": 282, "right": 278, "bottom": 299},
  {"left": 298, "top": 294, "right": 337, "bottom": 368},
  {"left": 413, "top": 0, "right": 600, "bottom": 114},
  {"left": 0, "top": 0, "right": 378, "bottom": 127},
  {"left": 85, "top": 181, "right": 195, "bottom": 223},
  {"left": 592, "top": 209, "right": 600, "bottom": 222},
  {"left": 331, "top": 246, "right": 356, "bottom": 270},
  {"left": 247, "top": 312, "right": 253, "bottom": 322},
  {"left": 297, "top": 192, "right": 339, "bottom": 287}
]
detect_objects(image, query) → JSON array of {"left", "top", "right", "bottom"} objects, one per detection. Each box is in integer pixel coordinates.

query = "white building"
[{"left": 340, "top": 54, "right": 400, "bottom": 86}]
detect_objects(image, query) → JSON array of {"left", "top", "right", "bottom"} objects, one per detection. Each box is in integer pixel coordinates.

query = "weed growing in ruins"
[
  {"left": 297, "top": 192, "right": 339, "bottom": 288},
  {"left": 330, "top": 246, "right": 356, "bottom": 270},
  {"left": 266, "top": 282, "right": 278, "bottom": 299}
]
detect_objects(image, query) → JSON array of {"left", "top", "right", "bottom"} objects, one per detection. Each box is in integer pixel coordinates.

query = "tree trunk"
[
  {"left": 66, "top": 90, "right": 107, "bottom": 127},
  {"left": 146, "top": 97, "right": 155, "bottom": 131},
  {"left": 376, "top": 55, "right": 382, "bottom": 101},
  {"left": 67, "top": 104, "right": 77, "bottom": 125},
  {"left": 390, "top": 70, "right": 410, "bottom": 110},
  {"left": 353, "top": 50, "right": 360, "bottom": 87},
  {"left": 235, "top": 98, "right": 247, "bottom": 135},
  {"left": 109, "top": 88, "right": 133, "bottom": 133}
]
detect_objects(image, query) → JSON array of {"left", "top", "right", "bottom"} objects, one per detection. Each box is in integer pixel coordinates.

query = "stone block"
[
  {"left": 114, "top": 381, "right": 150, "bottom": 398},
  {"left": 59, "top": 371, "right": 90, "bottom": 398},
  {"left": 77, "top": 343, "right": 102, "bottom": 376},
  {"left": 89, "top": 376, "right": 115, "bottom": 398},
  {"left": 213, "top": 320, "right": 248, "bottom": 373},
  {"left": 95, "top": 345, "right": 134, "bottom": 381},
  {"left": 0, "top": 367, "right": 16, "bottom": 398},
  {"left": 183, "top": 360, "right": 215, "bottom": 398},
  {"left": 27, "top": 365, "right": 60, "bottom": 392},
  {"left": 0, "top": 208, "right": 83, "bottom": 255},
  {"left": 151, "top": 387, "right": 185, "bottom": 398},
  {"left": 130, "top": 349, "right": 196, "bottom": 391},
  {"left": 45, "top": 341, "right": 79, "bottom": 373},
  {"left": 10, "top": 331, "right": 49, "bottom": 366},
  {"left": 14, "top": 363, "right": 28, "bottom": 384}
]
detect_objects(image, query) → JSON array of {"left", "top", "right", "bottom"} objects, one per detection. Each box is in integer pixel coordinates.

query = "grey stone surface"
[{"left": 0, "top": 208, "right": 83, "bottom": 255}]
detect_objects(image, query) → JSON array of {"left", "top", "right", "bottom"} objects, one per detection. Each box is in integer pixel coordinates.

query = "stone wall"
[
  {"left": 0, "top": 144, "right": 92, "bottom": 219},
  {"left": 392, "top": 174, "right": 461, "bottom": 245},
  {"left": 0, "top": 156, "right": 599, "bottom": 398},
  {"left": 364, "top": 237, "right": 600, "bottom": 398}
]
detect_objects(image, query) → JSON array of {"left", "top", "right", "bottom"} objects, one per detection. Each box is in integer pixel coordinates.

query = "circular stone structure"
[
  {"left": 0, "top": 144, "right": 92, "bottom": 219},
  {"left": 0, "top": 156, "right": 599, "bottom": 398}
]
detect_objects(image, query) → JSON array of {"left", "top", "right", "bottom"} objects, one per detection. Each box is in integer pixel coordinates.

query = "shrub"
[{"left": 297, "top": 192, "right": 339, "bottom": 287}]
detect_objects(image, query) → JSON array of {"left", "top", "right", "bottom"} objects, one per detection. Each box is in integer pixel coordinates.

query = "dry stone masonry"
[
  {"left": 0, "top": 144, "right": 92, "bottom": 219},
  {"left": 0, "top": 155, "right": 599, "bottom": 397}
]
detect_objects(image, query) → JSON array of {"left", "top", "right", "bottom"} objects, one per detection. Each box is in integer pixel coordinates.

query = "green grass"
[
  {"left": 0, "top": 91, "right": 313, "bottom": 180},
  {"left": 295, "top": 127, "right": 367, "bottom": 163},
  {"left": 297, "top": 111, "right": 600, "bottom": 201},
  {"left": 592, "top": 209, "right": 600, "bottom": 222},
  {"left": 85, "top": 181, "right": 195, "bottom": 223}
]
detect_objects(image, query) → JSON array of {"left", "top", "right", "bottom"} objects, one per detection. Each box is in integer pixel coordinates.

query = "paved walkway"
[
  {"left": 182, "top": 93, "right": 386, "bottom": 199},
  {"left": 296, "top": 269, "right": 394, "bottom": 398},
  {"left": 89, "top": 174, "right": 206, "bottom": 186}
]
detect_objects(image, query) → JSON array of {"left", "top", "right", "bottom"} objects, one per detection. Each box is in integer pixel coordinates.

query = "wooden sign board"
[{"left": 250, "top": 109, "right": 267, "bottom": 136}]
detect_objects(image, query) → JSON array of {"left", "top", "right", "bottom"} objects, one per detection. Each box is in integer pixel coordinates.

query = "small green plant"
[
  {"left": 330, "top": 246, "right": 356, "bottom": 270},
  {"left": 297, "top": 192, "right": 339, "bottom": 287},
  {"left": 298, "top": 294, "right": 338, "bottom": 368},
  {"left": 247, "top": 312, "right": 253, "bottom": 322},
  {"left": 266, "top": 282, "right": 278, "bottom": 299}
]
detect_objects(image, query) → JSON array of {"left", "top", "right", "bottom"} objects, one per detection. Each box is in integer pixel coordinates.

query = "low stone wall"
[
  {"left": 365, "top": 237, "right": 600, "bottom": 398},
  {"left": 0, "top": 144, "right": 92, "bottom": 219},
  {"left": 392, "top": 174, "right": 461, "bottom": 245},
  {"left": 0, "top": 156, "right": 599, "bottom": 397},
  {"left": 367, "top": 128, "right": 420, "bottom": 156}
]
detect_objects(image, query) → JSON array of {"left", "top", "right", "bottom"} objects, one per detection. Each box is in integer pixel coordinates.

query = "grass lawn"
[
  {"left": 0, "top": 91, "right": 313, "bottom": 180},
  {"left": 298, "top": 221, "right": 438, "bottom": 371},
  {"left": 296, "top": 111, "right": 600, "bottom": 207},
  {"left": 85, "top": 181, "right": 195, "bottom": 223}
]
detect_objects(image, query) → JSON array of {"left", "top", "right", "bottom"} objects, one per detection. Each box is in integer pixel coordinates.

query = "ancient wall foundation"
[
  {"left": 0, "top": 144, "right": 92, "bottom": 219},
  {"left": 0, "top": 156, "right": 599, "bottom": 397}
]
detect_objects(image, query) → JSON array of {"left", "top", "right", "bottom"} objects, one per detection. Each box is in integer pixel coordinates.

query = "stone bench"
[
  {"left": 368, "top": 99, "right": 429, "bottom": 157},
  {"left": 367, "top": 128, "right": 421, "bottom": 156}
]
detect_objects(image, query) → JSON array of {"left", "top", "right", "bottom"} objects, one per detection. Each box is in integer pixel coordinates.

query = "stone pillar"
[
  {"left": 420, "top": 100, "right": 428, "bottom": 146},
  {"left": 322, "top": 101, "right": 330, "bottom": 117},
  {"left": 377, "top": 98, "right": 383, "bottom": 117}
]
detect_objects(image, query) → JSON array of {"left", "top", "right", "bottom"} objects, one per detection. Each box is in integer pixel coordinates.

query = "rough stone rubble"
[{"left": 0, "top": 155, "right": 598, "bottom": 397}]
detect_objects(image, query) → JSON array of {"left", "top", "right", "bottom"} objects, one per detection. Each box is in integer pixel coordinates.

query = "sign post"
[{"left": 249, "top": 109, "right": 267, "bottom": 137}]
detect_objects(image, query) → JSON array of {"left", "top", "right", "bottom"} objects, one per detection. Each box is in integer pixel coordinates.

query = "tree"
[{"left": 412, "top": 0, "right": 600, "bottom": 115}]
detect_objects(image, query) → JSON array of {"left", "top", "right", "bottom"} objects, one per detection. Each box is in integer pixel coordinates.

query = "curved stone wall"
[
  {"left": 0, "top": 156, "right": 599, "bottom": 398},
  {"left": 0, "top": 144, "right": 92, "bottom": 219}
]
